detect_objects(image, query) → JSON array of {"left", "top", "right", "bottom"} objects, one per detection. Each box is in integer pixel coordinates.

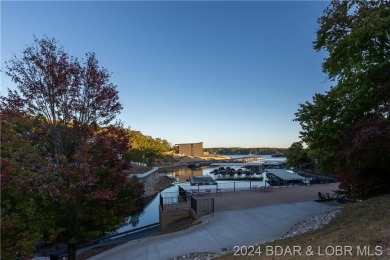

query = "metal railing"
[
  {"left": 179, "top": 181, "right": 272, "bottom": 194},
  {"left": 160, "top": 191, "right": 190, "bottom": 211},
  {"left": 178, "top": 177, "right": 326, "bottom": 194},
  {"left": 160, "top": 190, "right": 214, "bottom": 215}
]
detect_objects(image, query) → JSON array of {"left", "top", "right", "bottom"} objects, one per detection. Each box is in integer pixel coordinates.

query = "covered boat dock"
[
  {"left": 210, "top": 161, "right": 285, "bottom": 171},
  {"left": 189, "top": 176, "right": 217, "bottom": 186},
  {"left": 210, "top": 161, "right": 285, "bottom": 167},
  {"left": 265, "top": 169, "right": 306, "bottom": 186}
]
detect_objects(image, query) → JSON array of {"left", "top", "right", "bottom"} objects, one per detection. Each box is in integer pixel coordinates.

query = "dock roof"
[
  {"left": 210, "top": 162, "right": 263, "bottom": 167},
  {"left": 266, "top": 169, "right": 305, "bottom": 181},
  {"left": 210, "top": 161, "right": 284, "bottom": 167},
  {"left": 189, "top": 176, "right": 217, "bottom": 185}
]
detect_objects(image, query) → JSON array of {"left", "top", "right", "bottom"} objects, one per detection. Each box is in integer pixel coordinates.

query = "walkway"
[
  {"left": 214, "top": 182, "right": 339, "bottom": 211},
  {"left": 90, "top": 183, "right": 339, "bottom": 260}
]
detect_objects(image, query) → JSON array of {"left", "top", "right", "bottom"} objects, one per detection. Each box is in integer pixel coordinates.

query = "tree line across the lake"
[
  {"left": 1, "top": 1, "right": 389, "bottom": 259},
  {"left": 204, "top": 147, "right": 286, "bottom": 156}
]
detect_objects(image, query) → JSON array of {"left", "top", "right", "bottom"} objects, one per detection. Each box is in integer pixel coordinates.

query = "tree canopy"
[
  {"left": 284, "top": 142, "right": 312, "bottom": 169},
  {"left": 295, "top": 0, "right": 390, "bottom": 197},
  {"left": 1, "top": 37, "right": 143, "bottom": 259},
  {"left": 204, "top": 147, "right": 286, "bottom": 156},
  {"left": 125, "top": 129, "right": 172, "bottom": 166}
]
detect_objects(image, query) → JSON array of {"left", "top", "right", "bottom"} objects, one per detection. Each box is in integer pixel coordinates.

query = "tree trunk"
[{"left": 67, "top": 244, "right": 76, "bottom": 260}]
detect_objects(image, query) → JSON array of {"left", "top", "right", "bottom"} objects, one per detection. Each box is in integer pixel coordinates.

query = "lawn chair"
[
  {"left": 191, "top": 189, "right": 199, "bottom": 196},
  {"left": 318, "top": 192, "right": 326, "bottom": 202}
]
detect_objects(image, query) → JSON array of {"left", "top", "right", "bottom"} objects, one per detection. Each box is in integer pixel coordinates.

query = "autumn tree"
[
  {"left": 1, "top": 37, "right": 143, "bottom": 259},
  {"left": 295, "top": 1, "right": 390, "bottom": 197},
  {"left": 125, "top": 129, "right": 171, "bottom": 166}
]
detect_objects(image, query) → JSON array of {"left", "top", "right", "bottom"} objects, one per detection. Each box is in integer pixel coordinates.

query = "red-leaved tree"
[
  {"left": 1, "top": 37, "right": 143, "bottom": 259},
  {"left": 336, "top": 105, "right": 390, "bottom": 198}
]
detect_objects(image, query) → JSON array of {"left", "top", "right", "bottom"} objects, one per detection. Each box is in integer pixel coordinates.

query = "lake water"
[
  {"left": 116, "top": 154, "right": 286, "bottom": 234},
  {"left": 166, "top": 154, "right": 286, "bottom": 183}
]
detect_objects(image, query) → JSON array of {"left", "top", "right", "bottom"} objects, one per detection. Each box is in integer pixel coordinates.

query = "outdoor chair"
[
  {"left": 191, "top": 189, "right": 199, "bottom": 196},
  {"left": 198, "top": 189, "right": 206, "bottom": 195},
  {"left": 318, "top": 192, "right": 326, "bottom": 202}
]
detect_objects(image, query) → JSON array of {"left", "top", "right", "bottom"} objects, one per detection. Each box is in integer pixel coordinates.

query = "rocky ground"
[
  {"left": 281, "top": 206, "right": 342, "bottom": 239},
  {"left": 144, "top": 175, "right": 175, "bottom": 196},
  {"left": 167, "top": 252, "right": 221, "bottom": 260},
  {"left": 125, "top": 164, "right": 152, "bottom": 174},
  {"left": 163, "top": 214, "right": 214, "bottom": 234},
  {"left": 125, "top": 164, "right": 176, "bottom": 196}
]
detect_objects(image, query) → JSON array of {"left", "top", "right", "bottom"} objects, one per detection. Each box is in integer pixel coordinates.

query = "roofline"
[{"left": 175, "top": 142, "right": 203, "bottom": 145}]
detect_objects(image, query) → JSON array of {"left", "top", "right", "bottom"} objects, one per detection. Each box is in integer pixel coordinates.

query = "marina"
[
  {"left": 53, "top": 155, "right": 338, "bottom": 258},
  {"left": 115, "top": 155, "right": 315, "bottom": 234}
]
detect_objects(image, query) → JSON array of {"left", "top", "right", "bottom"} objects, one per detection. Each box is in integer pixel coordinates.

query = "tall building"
[{"left": 175, "top": 142, "right": 203, "bottom": 157}]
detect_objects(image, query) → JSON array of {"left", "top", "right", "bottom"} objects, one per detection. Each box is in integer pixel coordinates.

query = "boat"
[{"left": 210, "top": 169, "right": 219, "bottom": 174}]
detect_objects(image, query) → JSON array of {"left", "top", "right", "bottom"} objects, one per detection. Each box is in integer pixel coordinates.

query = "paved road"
[{"left": 90, "top": 201, "right": 334, "bottom": 260}]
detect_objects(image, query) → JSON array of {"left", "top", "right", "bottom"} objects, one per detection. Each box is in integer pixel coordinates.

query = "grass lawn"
[{"left": 218, "top": 194, "right": 390, "bottom": 259}]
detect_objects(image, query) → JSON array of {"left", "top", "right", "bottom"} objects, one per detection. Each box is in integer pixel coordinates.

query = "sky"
[{"left": 1, "top": 1, "right": 333, "bottom": 148}]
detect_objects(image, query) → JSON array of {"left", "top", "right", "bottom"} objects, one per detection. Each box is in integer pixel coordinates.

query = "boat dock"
[
  {"left": 210, "top": 161, "right": 285, "bottom": 168},
  {"left": 265, "top": 169, "right": 306, "bottom": 186}
]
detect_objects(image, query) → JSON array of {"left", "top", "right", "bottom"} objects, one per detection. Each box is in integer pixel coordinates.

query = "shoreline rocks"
[{"left": 281, "top": 206, "right": 342, "bottom": 239}]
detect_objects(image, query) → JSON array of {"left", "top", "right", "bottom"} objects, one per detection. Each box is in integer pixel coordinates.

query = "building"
[{"left": 175, "top": 142, "right": 203, "bottom": 157}]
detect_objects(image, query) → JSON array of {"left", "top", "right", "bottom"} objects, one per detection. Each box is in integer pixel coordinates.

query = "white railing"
[
  {"left": 131, "top": 161, "right": 147, "bottom": 167},
  {"left": 131, "top": 167, "right": 159, "bottom": 178}
]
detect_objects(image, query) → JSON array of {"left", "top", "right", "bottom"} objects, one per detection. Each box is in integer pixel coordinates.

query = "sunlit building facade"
[{"left": 175, "top": 142, "right": 203, "bottom": 157}]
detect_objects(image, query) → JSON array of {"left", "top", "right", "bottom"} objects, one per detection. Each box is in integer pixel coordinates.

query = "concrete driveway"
[{"left": 90, "top": 200, "right": 334, "bottom": 260}]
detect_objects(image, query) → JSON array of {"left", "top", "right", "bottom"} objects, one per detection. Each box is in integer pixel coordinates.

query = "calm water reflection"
[
  {"left": 167, "top": 166, "right": 265, "bottom": 182},
  {"left": 168, "top": 167, "right": 204, "bottom": 182}
]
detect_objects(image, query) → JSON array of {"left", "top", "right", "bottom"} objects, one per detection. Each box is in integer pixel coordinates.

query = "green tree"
[
  {"left": 1, "top": 37, "right": 144, "bottom": 259},
  {"left": 1, "top": 112, "right": 47, "bottom": 259},
  {"left": 295, "top": 1, "right": 390, "bottom": 197},
  {"left": 284, "top": 142, "right": 312, "bottom": 169},
  {"left": 125, "top": 129, "right": 171, "bottom": 166}
]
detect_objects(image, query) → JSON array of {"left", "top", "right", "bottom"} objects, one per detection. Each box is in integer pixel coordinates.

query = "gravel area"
[
  {"left": 144, "top": 175, "right": 175, "bottom": 196},
  {"left": 167, "top": 252, "right": 220, "bottom": 260},
  {"left": 164, "top": 214, "right": 214, "bottom": 234},
  {"left": 281, "top": 206, "right": 342, "bottom": 239}
]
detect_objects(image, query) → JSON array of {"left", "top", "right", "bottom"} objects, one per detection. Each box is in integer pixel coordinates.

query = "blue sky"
[{"left": 1, "top": 1, "right": 332, "bottom": 148}]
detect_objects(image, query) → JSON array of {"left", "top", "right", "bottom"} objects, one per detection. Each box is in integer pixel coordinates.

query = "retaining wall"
[{"left": 130, "top": 167, "right": 159, "bottom": 187}]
